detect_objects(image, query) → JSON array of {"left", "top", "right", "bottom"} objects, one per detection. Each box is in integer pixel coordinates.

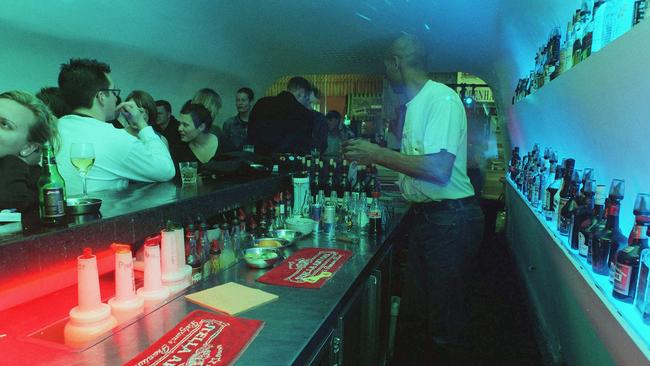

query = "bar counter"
[{"left": 0, "top": 174, "right": 410, "bottom": 365}]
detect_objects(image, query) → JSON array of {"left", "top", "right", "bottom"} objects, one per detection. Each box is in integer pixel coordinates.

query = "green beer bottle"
[{"left": 38, "top": 142, "right": 67, "bottom": 225}]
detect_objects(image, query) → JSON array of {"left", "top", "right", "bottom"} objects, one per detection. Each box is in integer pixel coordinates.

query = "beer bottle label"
[
  {"left": 614, "top": 261, "right": 633, "bottom": 296},
  {"left": 43, "top": 188, "right": 65, "bottom": 217},
  {"left": 578, "top": 232, "right": 588, "bottom": 256}
]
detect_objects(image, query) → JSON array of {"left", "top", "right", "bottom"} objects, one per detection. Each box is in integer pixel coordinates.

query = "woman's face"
[
  {"left": 178, "top": 113, "right": 204, "bottom": 142},
  {"left": 0, "top": 98, "right": 35, "bottom": 158}
]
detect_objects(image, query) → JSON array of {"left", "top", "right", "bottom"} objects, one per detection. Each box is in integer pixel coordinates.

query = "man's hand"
[
  {"left": 342, "top": 139, "right": 383, "bottom": 165},
  {"left": 117, "top": 100, "right": 148, "bottom": 131}
]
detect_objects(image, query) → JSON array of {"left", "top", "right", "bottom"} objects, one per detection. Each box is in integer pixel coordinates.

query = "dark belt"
[{"left": 412, "top": 196, "right": 477, "bottom": 211}]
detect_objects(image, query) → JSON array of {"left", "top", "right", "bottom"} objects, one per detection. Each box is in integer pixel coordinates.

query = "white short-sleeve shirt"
[{"left": 398, "top": 80, "right": 475, "bottom": 202}]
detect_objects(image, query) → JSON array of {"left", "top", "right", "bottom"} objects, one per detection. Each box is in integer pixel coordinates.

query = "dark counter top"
[{"left": 0, "top": 197, "right": 411, "bottom": 366}]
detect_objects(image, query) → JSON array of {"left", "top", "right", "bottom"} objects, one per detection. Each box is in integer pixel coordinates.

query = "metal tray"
[{"left": 66, "top": 198, "right": 102, "bottom": 215}]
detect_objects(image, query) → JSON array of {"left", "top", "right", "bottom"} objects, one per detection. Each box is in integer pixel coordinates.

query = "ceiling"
[{"left": 0, "top": 0, "right": 581, "bottom": 110}]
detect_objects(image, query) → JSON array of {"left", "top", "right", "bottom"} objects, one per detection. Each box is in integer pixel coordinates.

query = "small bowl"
[
  {"left": 253, "top": 237, "right": 290, "bottom": 249},
  {"left": 66, "top": 198, "right": 102, "bottom": 215},
  {"left": 271, "top": 229, "right": 304, "bottom": 244},
  {"left": 285, "top": 217, "right": 315, "bottom": 236},
  {"left": 242, "top": 247, "right": 282, "bottom": 269}
]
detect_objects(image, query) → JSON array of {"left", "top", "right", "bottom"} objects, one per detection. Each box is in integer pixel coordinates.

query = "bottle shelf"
[{"left": 506, "top": 177, "right": 650, "bottom": 362}]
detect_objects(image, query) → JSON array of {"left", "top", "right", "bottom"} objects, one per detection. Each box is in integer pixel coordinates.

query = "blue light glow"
[{"left": 355, "top": 12, "right": 372, "bottom": 22}]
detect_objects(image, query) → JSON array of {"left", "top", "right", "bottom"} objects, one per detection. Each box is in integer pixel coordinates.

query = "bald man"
[{"left": 343, "top": 35, "right": 484, "bottom": 364}]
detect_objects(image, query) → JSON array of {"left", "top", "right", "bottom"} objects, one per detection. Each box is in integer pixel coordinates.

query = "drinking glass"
[
  {"left": 179, "top": 162, "right": 198, "bottom": 185},
  {"left": 70, "top": 143, "right": 95, "bottom": 197}
]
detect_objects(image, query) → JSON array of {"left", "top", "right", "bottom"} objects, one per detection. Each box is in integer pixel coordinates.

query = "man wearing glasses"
[{"left": 57, "top": 58, "right": 175, "bottom": 195}]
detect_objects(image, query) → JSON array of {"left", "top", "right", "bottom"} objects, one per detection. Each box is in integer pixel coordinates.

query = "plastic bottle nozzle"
[
  {"left": 111, "top": 243, "right": 131, "bottom": 254},
  {"left": 81, "top": 247, "right": 94, "bottom": 259}
]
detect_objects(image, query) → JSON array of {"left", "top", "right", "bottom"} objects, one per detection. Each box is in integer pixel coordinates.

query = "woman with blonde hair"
[
  {"left": 191, "top": 88, "right": 222, "bottom": 149},
  {"left": 0, "top": 90, "right": 59, "bottom": 210}
]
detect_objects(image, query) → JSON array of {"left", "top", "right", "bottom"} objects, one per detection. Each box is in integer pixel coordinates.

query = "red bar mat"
[
  {"left": 257, "top": 248, "right": 353, "bottom": 288},
  {"left": 124, "top": 309, "right": 263, "bottom": 366}
]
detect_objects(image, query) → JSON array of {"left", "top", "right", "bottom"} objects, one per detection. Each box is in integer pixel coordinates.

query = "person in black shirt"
[
  {"left": 247, "top": 76, "right": 314, "bottom": 156},
  {"left": 221, "top": 87, "right": 254, "bottom": 152},
  {"left": 170, "top": 101, "right": 218, "bottom": 178},
  {"left": 0, "top": 90, "right": 58, "bottom": 211},
  {"left": 155, "top": 100, "right": 181, "bottom": 147}
]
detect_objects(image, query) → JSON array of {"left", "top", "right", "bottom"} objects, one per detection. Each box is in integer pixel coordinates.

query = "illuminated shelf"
[{"left": 507, "top": 178, "right": 650, "bottom": 364}]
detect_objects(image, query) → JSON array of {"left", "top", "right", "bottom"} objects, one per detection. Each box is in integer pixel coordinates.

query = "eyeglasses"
[{"left": 99, "top": 88, "right": 121, "bottom": 98}]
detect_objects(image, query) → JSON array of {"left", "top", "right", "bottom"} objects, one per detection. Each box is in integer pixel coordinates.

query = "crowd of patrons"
[{"left": 0, "top": 58, "right": 355, "bottom": 211}]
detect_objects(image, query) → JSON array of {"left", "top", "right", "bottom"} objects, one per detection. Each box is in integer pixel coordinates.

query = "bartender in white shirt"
[
  {"left": 57, "top": 58, "right": 175, "bottom": 196},
  {"left": 343, "top": 35, "right": 485, "bottom": 365}
]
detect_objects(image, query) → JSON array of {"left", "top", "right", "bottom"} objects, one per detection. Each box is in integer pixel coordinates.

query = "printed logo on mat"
[
  {"left": 286, "top": 250, "right": 343, "bottom": 283},
  {"left": 125, "top": 310, "right": 263, "bottom": 366},
  {"left": 135, "top": 319, "right": 228, "bottom": 366}
]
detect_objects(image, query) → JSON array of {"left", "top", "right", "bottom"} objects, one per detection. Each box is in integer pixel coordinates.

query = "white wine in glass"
[{"left": 70, "top": 143, "right": 95, "bottom": 197}]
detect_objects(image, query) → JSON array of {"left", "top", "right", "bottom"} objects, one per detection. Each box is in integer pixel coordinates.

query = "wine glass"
[{"left": 70, "top": 143, "right": 95, "bottom": 197}]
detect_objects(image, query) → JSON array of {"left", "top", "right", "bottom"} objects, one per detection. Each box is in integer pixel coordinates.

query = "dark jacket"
[
  {"left": 0, "top": 155, "right": 40, "bottom": 211},
  {"left": 248, "top": 91, "right": 314, "bottom": 155}
]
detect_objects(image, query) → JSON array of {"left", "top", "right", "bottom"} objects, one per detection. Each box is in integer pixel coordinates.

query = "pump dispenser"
[
  {"left": 107, "top": 243, "right": 144, "bottom": 322},
  {"left": 160, "top": 222, "right": 191, "bottom": 293},
  {"left": 64, "top": 248, "right": 118, "bottom": 348},
  {"left": 137, "top": 235, "right": 171, "bottom": 307}
]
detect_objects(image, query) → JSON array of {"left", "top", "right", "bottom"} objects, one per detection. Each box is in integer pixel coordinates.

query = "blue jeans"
[{"left": 393, "top": 198, "right": 485, "bottom": 364}]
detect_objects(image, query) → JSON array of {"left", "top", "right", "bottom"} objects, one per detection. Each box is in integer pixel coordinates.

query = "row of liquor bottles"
[
  {"left": 509, "top": 145, "right": 650, "bottom": 322},
  {"left": 296, "top": 156, "right": 385, "bottom": 238},
  {"left": 173, "top": 191, "right": 294, "bottom": 282},
  {"left": 512, "top": 0, "right": 648, "bottom": 104},
  {"left": 293, "top": 156, "right": 381, "bottom": 202}
]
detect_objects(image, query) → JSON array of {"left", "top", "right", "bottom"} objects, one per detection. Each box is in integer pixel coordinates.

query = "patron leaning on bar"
[{"left": 0, "top": 90, "right": 59, "bottom": 211}]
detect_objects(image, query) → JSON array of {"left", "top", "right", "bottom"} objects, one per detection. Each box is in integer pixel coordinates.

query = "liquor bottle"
[
  {"left": 530, "top": 161, "right": 543, "bottom": 209},
  {"left": 544, "top": 164, "right": 563, "bottom": 221},
  {"left": 635, "top": 246, "right": 650, "bottom": 323},
  {"left": 199, "top": 222, "right": 211, "bottom": 272},
  {"left": 611, "top": 0, "right": 636, "bottom": 41},
  {"left": 368, "top": 192, "right": 383, "bottom": 238},
  {"left": 613, "top": 193, "right": 650, "bottom": 302},
  {"left": 573, "top": 180, "right": 596, "bottom": 256},
  {"left": 508, "top": 147, "right": 520, "bottom": 180},
  {"left": 580, "top": 0, "right": 595, "bottom": 61},
  {"left": 185, "top": 227, "right": 202, "bottom": 283},
  {"left": 559, "top": 170, "right": 581, "bottom": 237},
  {"left": 318, "top": 160, "right": 325, "bottom": 192},
  {"left": 592, "top": 179, "right": 626, "bottom": 278},
  {"left": 38, "top": 142, "right": 67, "bottom": 225},
  {"left": 311, "top": 162, "right": 320, "bottom": 201},
  {"left": 562, "top": 20, "right": 575, "bottom": 73},
  {"left": 584, "top": 186, "right": 608, "bottom": 263},
  {"left": 325, "top": 168, "right": 335, "bottom": 199},
  {"left": 556, "top": 158, "right": 576, "bottom": 231},
  {"left": 591, "top": 0, "right": 610, "bottom": 53},
  {"left": 219, "top": 222, "right": 236, "bottom": 269},
  {"left": 338, "top": 163, "right": 348, "bottom": 199},
  {"left": 205, "top": 239, "right": 221, "bottom": 277},
  {"left": 633, "top": 0, "right": 648, "bottom": 25},
  {"left": 572, "top": 8, "right": 584, "bottom": 66}
]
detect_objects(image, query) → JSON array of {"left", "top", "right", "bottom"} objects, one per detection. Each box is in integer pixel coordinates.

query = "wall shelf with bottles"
[
  {"left": 506, "top": 177, "right": 650, "bottom": 363},
  {"left": 513, "top": 0, "right": 648, "bottom": 104}
]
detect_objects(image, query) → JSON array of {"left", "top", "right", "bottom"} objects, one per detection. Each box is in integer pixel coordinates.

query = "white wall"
[{"left": 0, "top": 23, "right": 267, "bottom": 127}]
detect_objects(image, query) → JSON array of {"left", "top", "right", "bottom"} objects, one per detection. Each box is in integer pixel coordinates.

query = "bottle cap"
[
  {"left": 582, "top": 180, "right": 595, "bottom": 194},
  {"left": 144, "top": 234, "right": 162, "bottom": 246},
  {"left": 81, "top": 247, "right": 94, "bottom": 259},
  {"left": 110, "top": 242, "right": 131, "bottom": 254},
  {"left": 609, "top": 179, "right": 625, "bottom": 199},
  {"left": 634, "top": 193, "right": 650, "bottom": 216}
]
